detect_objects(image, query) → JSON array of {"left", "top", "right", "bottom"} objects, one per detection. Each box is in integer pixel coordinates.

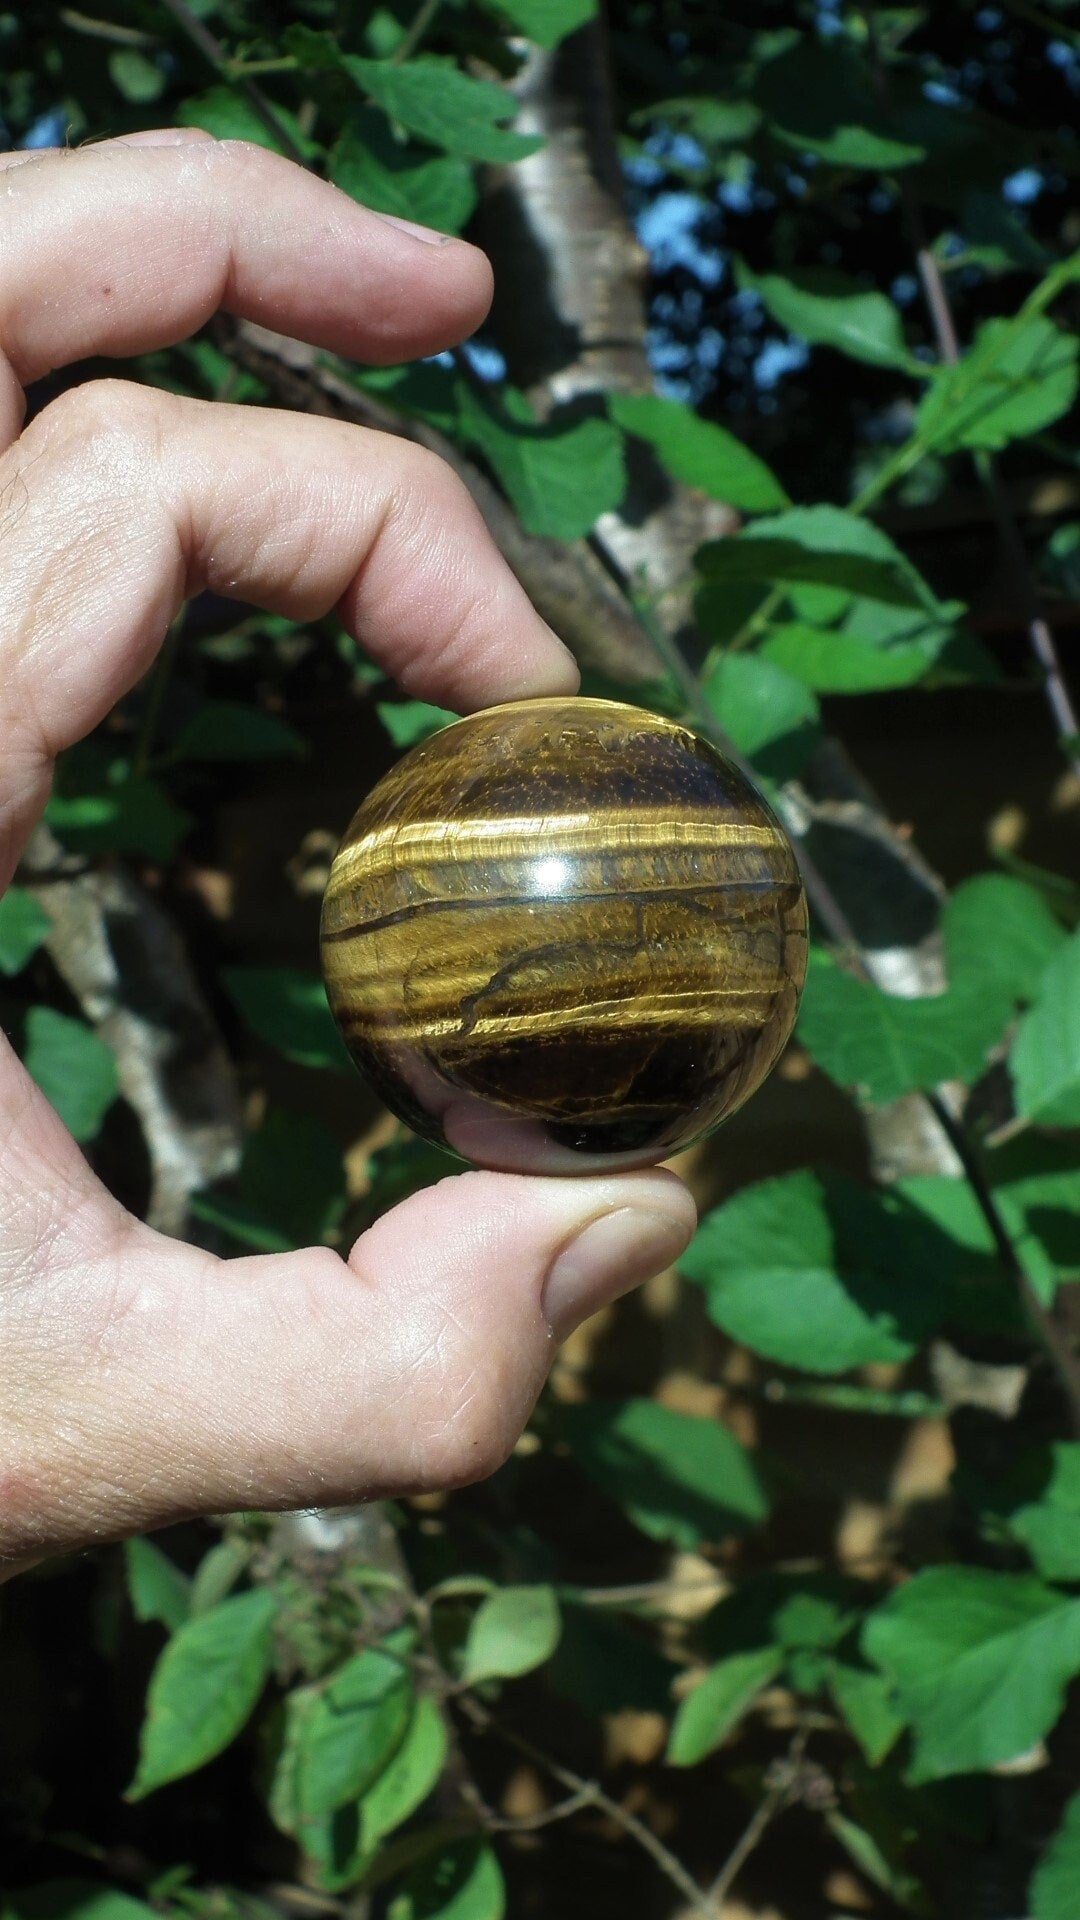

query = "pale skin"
[{"left": 0, "top": 130, "right": 697, "bottom": 1579}]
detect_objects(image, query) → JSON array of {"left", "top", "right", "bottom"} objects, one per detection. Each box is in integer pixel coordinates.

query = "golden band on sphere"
[{"left": 320, "top": 697, "right": 808, "bottom": 1174}]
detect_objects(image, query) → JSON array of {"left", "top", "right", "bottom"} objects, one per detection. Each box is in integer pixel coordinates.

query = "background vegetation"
[{"left": 3, "top": 1, "right": 1080, "bottom": 1914}]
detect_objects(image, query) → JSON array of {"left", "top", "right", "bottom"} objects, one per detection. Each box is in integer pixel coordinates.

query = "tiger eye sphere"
[{"left": 320, "top": 697, "right": 807, "bottom": 1175}]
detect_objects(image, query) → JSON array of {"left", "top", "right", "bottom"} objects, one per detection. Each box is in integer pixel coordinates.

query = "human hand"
[{"left": 0, "top": 132, "right": 696, "bottom": 1576}]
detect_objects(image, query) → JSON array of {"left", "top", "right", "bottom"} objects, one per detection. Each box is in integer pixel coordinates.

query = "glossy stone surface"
[{"left": 320, "top": 697, "right": 808, "bottom": 1174}]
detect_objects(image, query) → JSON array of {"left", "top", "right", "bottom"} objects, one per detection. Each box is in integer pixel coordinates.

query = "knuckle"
[
  {"left": 426, "top": 1392, "right": 519, "bottom": 1491},
  {"left": 28, "top": 376, "right": 172, "bottom": 460}
]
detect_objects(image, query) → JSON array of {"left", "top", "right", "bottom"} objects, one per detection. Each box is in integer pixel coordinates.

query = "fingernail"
[
  {"left": 372, "top": 210, "right": 453, "bottom": 247},
  {"left": 543, "top": 1206, "right": 695, "bottom": 1341},
  {"left": 107, "top": 128, "right": 216, "bottom": 148}
]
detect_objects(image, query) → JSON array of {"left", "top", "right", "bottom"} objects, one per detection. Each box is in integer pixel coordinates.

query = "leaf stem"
[
  {"left": 901, "top": 190, "right": 1080, "bottom": 782},
  {"left": 156, "top": 0, "right": 310, "bottom": 167},
  {"left": 926, "top": 1089, "right": 1080, "bottom": 1438},
  {"left": 60, "top": 8, "right": 158, "bottom": 47},
  {"left": 132, "top": 618, "right": 183, "bottom": 778},
  {"left": 393, "top": 0, "right": 444, "bottom": 64}
]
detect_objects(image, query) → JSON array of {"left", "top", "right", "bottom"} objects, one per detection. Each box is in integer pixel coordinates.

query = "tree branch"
[{"left": 458, "top": 1693, "right": 722, "bottom": 1920}]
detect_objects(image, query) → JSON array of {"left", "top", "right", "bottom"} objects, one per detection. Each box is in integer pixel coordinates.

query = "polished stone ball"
[{"left": 320, "top": 697, "right": 808, "bottom": 1174}]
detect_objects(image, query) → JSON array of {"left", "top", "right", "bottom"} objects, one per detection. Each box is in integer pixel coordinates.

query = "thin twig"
[
  {"left": 132, "top": 616, "right": 182, "bottom": 777},
  {"left": 708, "top": 1730, "right": 808, "bottom": 1908},
  {"left": 393, "top": 0, "right": 444, "bottom": 64},
  {"left": 60, "top": 8, "right": 158, "bottom": 47},
  {"left": 157, "top": 0, "right": 309, "bottom": 166},
  {"left": 458, "top": 1694, "right": 722, "bottom": 1920},
  {"left": 974, "top": 448, "right": 1080, "bottom": 776}
]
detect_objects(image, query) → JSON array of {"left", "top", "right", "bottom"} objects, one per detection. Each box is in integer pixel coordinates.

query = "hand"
[{"left": 0, "top": 131, "right": 696, "bottom": 1576}]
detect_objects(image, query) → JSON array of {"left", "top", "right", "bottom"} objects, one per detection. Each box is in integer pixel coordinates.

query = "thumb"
[{"left": 1, "top": 1164, "right": 695, "bottom": 1565}]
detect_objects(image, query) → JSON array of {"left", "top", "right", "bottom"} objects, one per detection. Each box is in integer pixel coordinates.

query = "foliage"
[{"left": 2, "top": 2, "right": 1080, "bottom": 1917}]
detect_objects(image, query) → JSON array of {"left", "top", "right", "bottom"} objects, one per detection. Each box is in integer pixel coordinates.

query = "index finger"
[{"left": 0, "top": 132, "right": 494, "bottom": 446}]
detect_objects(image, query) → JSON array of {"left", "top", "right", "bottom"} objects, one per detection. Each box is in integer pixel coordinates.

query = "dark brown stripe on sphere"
[{"left": 320, "top": 698, "right": 808, "bottom": 1172}]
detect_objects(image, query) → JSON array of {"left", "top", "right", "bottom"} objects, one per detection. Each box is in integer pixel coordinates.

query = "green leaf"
[
  {"left": 944, "top": 873, "right": 1067, "bottom": 1003},
  {"left": 190, "top": 1538, "right": 251, "bottom": 1617},
  {"left": 129, "top": 1587, "right": 278, "bottom": 1797},
  {"left": 826, "top": 1812, "right": 926, "bottom": 1912},
  {"left": 297, "top": 1647, "right": 414, "bottom": 1818},
  {"left": 177, "top": 86, "right": 319, "bottom": 159},
  {"left": 985, "top": 1134, "right": 1080, "bottom": 1303},
  {"left": 959, "top": 188, "right": 1050, "bottom": 275},
  {"left": 7, "top": 1886, "right": 157, "bottom": 1920},
  {"left": 191, "top": 1109, "right": 347, "bottom": 1254},
  {"left": 287, "top": 32, "right": 542, "bottom": 163},
  {"left": 702, "top": 652, "right": 820, "bottom": 778},
  {"left": 917, "top": 316, "right": 1079, "bottom": 455},
  {"left": 389, "top": 1840, "right": 505, "bottom": 1920},
  {"left": 1031, "top": 1790, "right": 1080, "bottom": 1920},
  {"left": 761, "top": 615, "right": 949, "bottom": 693},
  {"left": 1011, "top": 925, "right": 1080, "bottom": 1126},
  {"left": 736, "top": 260, "right": 914, "bottom": 371},
  {"left": 799, "top": 874, "right": 1066, "bottom": 1106},
  {"left": 377, "top": 699, "right": 459, "bottom": 748},
  {"left": 752, "top": 36, "right": 926, "bottom": 169},
  {"left": 461, "top": 1586, "right": 561, "bottom": 1685},
  {"left": 1009, "top": 1445, "right": 1080, "bottom": 1583},
  {"left": 829, "top": 1660, "right": 905, "bottom": 1766},
  {"left": 549, "top": 1604, "right": 680, "bottom": 1715},
  {"left": 123, "top": 1538, "right": 192, "bottom": 1635},
  {"left": 46, "top": 758, "right": 191, "bottom": 861},
  {"left": 169, "top": 700, "right": 306, "bottom": 763},
  {"left": 483, "top": 0, "right": 597, "bottom": 47},
  {"left": 698, "top": 506, "right": 940, "bottom": 612},
  {"left": 108, "top": 49, "right": 165, "bottom": 103},
  {"left": 608, "top": 392, "right": 788, "bottom": 511},
  {"left": 223, "top": 967, "right": 352, "bottom": 1072},
  {"left": 360, "top": 1694, "right": 448, "bottom": 1850},
  {"left": 330, "top": 112, "right": 476, "bottom": 235},
  {"left": 680, "top": 1169, "right": 966, "bottom": 1374},
  {"left": 0, "top": 887, "right": 51, "bottom": 975},
  {"left": 666, "top": 1646, "right": 782, "bottom": 1766},
  {"left": 863, "top": 1568, "right": 1080, "bottom": 1782},
  {"left": 122, "top": 1536, "right": 191, "bottom": 1628},
  {"left": 796, "top": 955, "right": 971, "bottom": 1106},
  {"left": 23, "top": 1008, "right": 120, "bottom": 1144},
  {"left": 456, "top": 383, "right": 626, "bottom": 539},
  {"left": 700, "top": 1571, "right": 861, "bottom": 1678},
  {"left": 560, "top": 1398, "right": 769, "bottom": 1548}
]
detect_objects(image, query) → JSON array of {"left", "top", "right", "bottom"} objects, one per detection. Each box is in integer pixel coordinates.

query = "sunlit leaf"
[
  {"left": 864, "top": 1568, "right": 1080, "bottom": 1782},
  {"left": 1031, "top": 1791, "right": 1080, "bottom": 1920},
  {"left": 461, "top": 1586, "right": 561, "bottom": 1684},
  {"left": 609, "top": 392, "right": 789, "bottom": 510},
  {"left": 737, "top": 260, "right": 914, "bottom": 370},
  {"left": 1011, "top": 924, "right": 1080, "bottom": 1126},
  {"left": 457, "top": 382, "right": 625, "bottom": 538},
  {"left": 560, "top": 1398, "right": 769, "bottom": 1547},
  {"left": 667, "top": 1646, "right": 781, "bottom": 1766}
]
